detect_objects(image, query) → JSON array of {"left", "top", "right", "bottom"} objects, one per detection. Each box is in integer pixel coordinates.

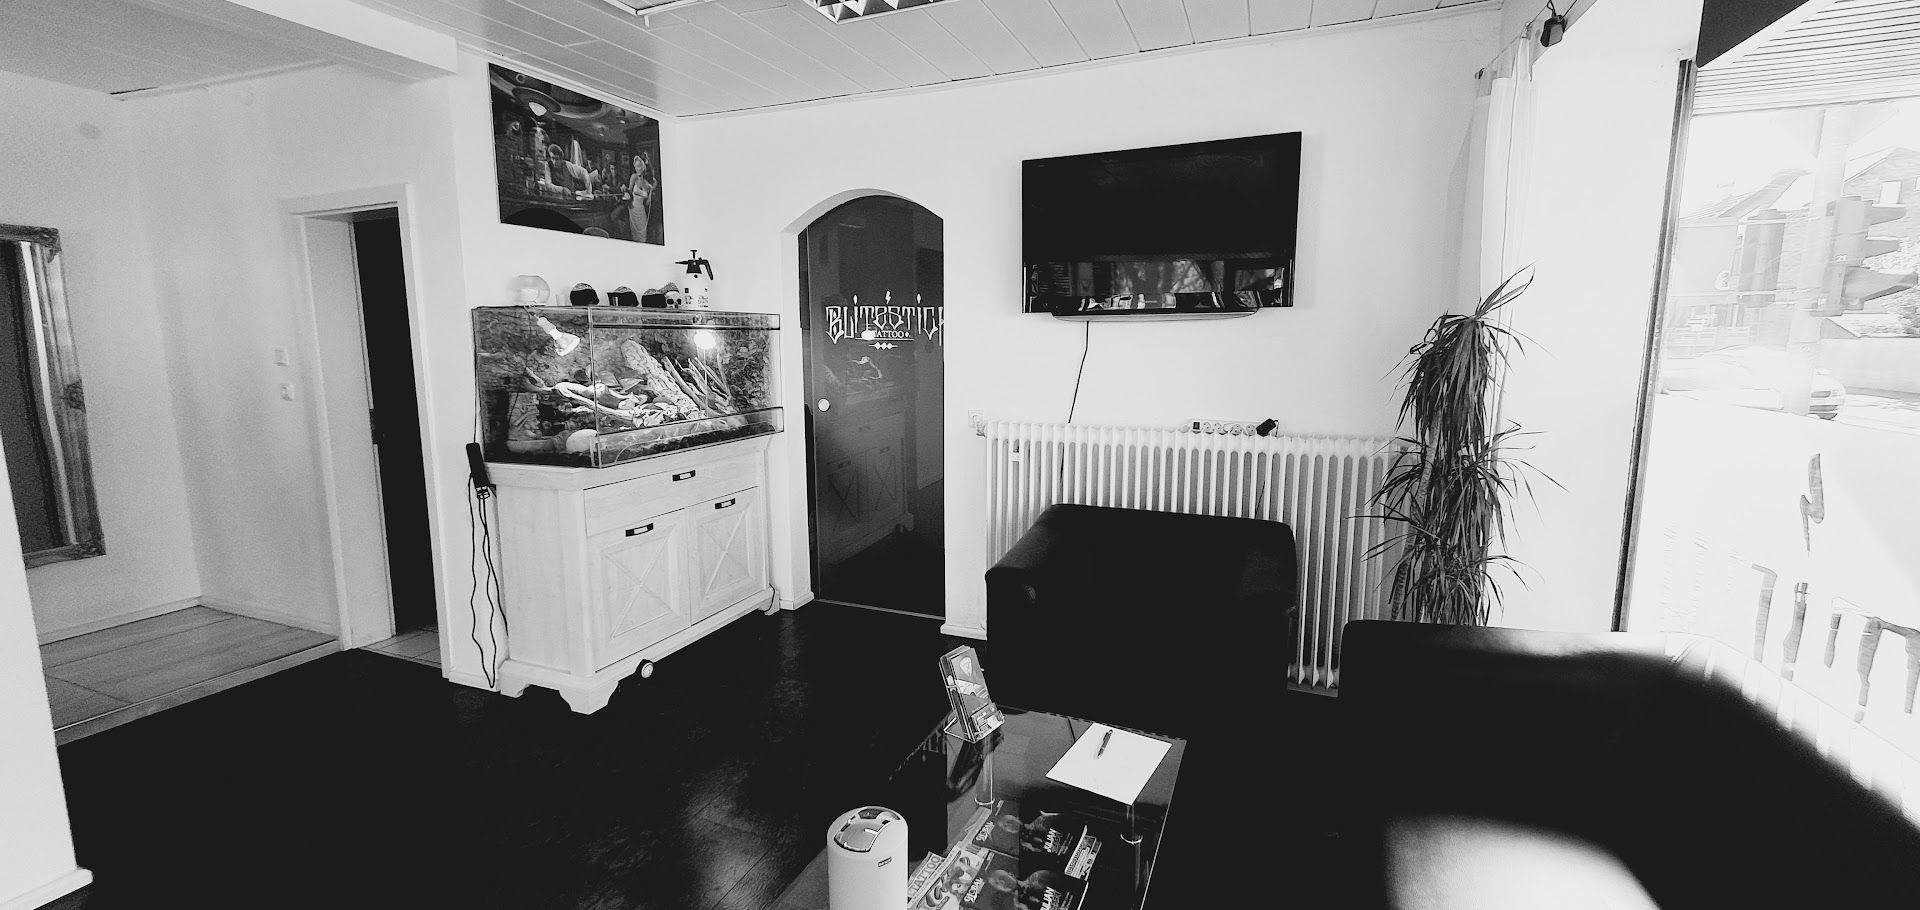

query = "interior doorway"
[
  {"left": 798, "top": 196, "right": 945, "bottom": 618},
  {"left": 350, "top": 215, "right": 436, "bottom": 636},
  {"left": 290, "top": 187, "right": 444, "bottom": 664}
]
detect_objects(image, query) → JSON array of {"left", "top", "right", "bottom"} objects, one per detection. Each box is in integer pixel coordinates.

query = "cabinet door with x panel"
[
  {"left": 490, "top": 437, "right": 778, "bottom": 714},
  {"left": 691, "top": 488, "right": 766, "bottom": 623},
  {"left": 587, "top": 508, "right": 692, "bottom": 671}
]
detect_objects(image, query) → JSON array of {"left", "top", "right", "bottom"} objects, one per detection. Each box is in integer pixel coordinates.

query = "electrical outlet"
[{"left": 1187, "top": 418, "right": 1261, "bottom": 436}]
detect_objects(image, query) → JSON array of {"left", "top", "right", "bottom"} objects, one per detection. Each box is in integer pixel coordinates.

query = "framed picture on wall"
[{"left": 488, "top": 64, "right": 664, "bottom": 245}]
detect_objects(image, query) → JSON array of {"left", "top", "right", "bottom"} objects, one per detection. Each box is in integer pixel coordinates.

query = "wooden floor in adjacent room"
[
  {"left": 364, "top": 626, "right": 442, "bottom": 668},
  {"left": 39, "top": 606, "right": 335, "bottom": 744}
]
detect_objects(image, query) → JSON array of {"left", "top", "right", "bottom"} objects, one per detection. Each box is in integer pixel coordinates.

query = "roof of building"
[
  {"left": 1683, "top": 146, "right": 1920, "bottom": 223},
  {"left": 1826, "top": 313, "right": 1912, "bottom": 337}
]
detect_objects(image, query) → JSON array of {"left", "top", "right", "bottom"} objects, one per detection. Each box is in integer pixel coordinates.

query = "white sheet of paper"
[{"left": 1044, "top": 724, "right": 1173, "bottom": 806}]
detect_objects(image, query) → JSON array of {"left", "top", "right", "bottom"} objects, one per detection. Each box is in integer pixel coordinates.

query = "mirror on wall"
[{"left": 1, "top": 224, "right": 103, "bottom": 567}]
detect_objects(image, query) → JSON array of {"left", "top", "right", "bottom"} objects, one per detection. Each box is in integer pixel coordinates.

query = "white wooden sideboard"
[{"left": 489, "top": 435, "right": 775, "bottom": 713}]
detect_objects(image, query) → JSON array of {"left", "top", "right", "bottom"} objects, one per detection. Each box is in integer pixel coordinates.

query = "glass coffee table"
[{"left": 767, "top": 706, "right": 1185, "bottom": 910}]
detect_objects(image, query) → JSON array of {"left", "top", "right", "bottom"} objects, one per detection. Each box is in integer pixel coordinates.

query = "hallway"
[{"left": 40, "top": 606, "right": 334, "bottom": 744}]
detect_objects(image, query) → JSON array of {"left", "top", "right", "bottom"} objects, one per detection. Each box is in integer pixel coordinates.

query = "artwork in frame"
[{"left": 489, "top": 64, "right": 664, "bottom": 245}]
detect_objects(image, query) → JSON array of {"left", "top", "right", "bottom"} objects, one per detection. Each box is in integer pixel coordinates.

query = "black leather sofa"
[
  {"left": 1339, "top": 620, "right": 1920, "bottom": 909},
  {"left": 982, "top": 504, "right": 1296, "bottom": 741}
]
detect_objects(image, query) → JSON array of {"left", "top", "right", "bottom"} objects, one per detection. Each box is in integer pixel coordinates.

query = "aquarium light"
[
  {"left": 810, "top": 0, "right": 948, "bottom": 23},
  {"left": 536, "top": 317, "right": 582, "bottom": 356}
]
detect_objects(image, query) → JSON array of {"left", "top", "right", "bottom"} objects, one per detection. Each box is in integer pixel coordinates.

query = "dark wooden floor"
[
  {"left": 46, "top": 605, "right": 965, "bottom": 909},
  {"left": 44, "top": 606, "right": 1335, "bottom": 909}
]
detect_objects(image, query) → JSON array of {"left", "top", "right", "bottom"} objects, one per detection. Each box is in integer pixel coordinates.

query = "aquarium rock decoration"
[{"left": 620, "top": 339, "right": 707, "bottom": 418}]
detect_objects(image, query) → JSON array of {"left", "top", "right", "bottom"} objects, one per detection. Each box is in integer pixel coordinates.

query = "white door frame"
[{"left": 281, "top": 184, "right": 449, "bottom": 653}]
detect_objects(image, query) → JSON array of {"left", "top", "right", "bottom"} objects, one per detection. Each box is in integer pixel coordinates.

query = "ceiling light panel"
[{"left": 811, "top": 0, "right": 948, "bottom": 23}]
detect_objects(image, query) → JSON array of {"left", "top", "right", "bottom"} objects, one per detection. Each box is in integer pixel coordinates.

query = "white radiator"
[{"left": 982, "top": 421, "right": 1398, "bottom": 689}]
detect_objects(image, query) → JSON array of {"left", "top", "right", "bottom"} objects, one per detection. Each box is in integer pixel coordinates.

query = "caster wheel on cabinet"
[{"left": 636, "top": 659, "right": 657, "bottom": 680}]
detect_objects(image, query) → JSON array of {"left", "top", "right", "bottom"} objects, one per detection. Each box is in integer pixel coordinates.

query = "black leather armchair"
[
  {"left": 1339, "top": 620, "right": 1920, "bottom": 909},
  {"left": 982, "top": 504, "right": 1295, "bottom": 741}
]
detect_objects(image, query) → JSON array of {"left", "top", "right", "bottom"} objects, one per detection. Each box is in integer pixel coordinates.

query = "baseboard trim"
[
  {"left": 0, "top": 866, "right": 92, "bottom": 910},
  {"left": 940, "top": 621, "right": 987, "bottom": 640},
  {"left": 36, "top": 598, "right": 200, "bottom": 645},
  {"left": 778, "top": 590, "right": 815, "bottom": 611},
  {"left": 199, "top": 596, "right": 338, "bottom": 636},
  {"left": 443, "top": 669, "right": 498, "bottom": 692}
]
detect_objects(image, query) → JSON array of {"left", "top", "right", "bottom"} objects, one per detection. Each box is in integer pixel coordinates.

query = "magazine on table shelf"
[
  {"left": 958, "top": 850, "right": 1091, "bottom": 910},
  {"left": 908, "top": 841, "right": 993, "bottom": 910},
  {"left": 969, "top": 798, "right": 1101, "bottom": 879},
  {"left": 939, "top": 645, "right": 1005, "bottom": 740},
  {"left": 905, "top": 851, "right": 952, "bottom": 908}
]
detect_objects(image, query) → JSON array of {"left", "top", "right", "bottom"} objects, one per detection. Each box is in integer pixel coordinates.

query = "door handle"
[
  {"left": 714, "top": 498, "right": 736, "bottom": 510},
  {"left": 817, "top": 398, "right": 831, "bottom": 412},
  {"left": 625, "top": 523, "right": 655, "bottom": 536},
  {"left": 672, "top": 470, "right": 696, "bottom": 481}
]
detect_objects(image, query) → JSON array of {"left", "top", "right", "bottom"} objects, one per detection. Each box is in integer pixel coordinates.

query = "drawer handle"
[
  {"left": 672, "top": 470, "right": 697, "bottom": 481},
  {"left": 714, "top": 498, "right": 737, "bottom": 510},
  {"left": 625, "top": 523, "right": 655, "bottom": 537}
]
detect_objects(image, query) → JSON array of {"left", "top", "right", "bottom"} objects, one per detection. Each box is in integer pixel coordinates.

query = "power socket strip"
[{"left": 1187, "top": 419, "right": 1262, "bottom": 436}]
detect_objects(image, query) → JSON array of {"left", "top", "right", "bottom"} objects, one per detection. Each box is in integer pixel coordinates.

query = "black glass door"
[{"left": 799, "top": 197, "right": 945, "bottom": 617}]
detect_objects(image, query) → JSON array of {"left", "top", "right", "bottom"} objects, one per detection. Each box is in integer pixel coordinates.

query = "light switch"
[
  {"left": 273, "top": 347, "right": 291, "bottom": 366},
  {"left": 279, "top": 382, "right": 295, "bottom": 401}
]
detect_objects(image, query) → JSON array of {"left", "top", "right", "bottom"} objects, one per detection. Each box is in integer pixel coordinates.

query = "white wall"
[
  {"left": 1498, "top": 0, "right": 1704, "bottom": 631},
  {"left": 682, "top": 9, "right": 1500, "bottom": 635},
  {"left": 0, "top": 457, "right": 88, "bottom": 906},
  {"left": 0, "top": 69, "right": 203, "bottom": 640},
  {"left": 126, "top": 65, "right": 471, "bottom": 639},
  {"left": 123, "top": 52, "right": 693, "bottom": 684}
]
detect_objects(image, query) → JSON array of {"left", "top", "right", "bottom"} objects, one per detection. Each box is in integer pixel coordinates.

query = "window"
[{"left": 1625, "top": 100, "right": 1920, "bottom": 760}]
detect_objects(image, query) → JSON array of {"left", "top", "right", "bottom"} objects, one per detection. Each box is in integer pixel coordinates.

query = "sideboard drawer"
[{"left": 582, "top": 454, "right": 758, "bottom": 535}]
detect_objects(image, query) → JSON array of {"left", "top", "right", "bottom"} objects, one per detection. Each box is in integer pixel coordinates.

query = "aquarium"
[{"left": 473, "top": 307, "right": 782, "bottom": 467}]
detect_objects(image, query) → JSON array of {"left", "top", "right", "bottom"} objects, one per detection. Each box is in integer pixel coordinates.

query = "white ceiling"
[
  {"left": 347, "top": 0, "right": 1493, "bottom": 116},
  {"left": 0, "top": 0, "right": 330, "bottom": 95},
  {"left": 1698, "top": 0, "right": 1920, "bottom": 114},
  {"left": 0, "top": 0, "right": 1494, "bottom": 111}
]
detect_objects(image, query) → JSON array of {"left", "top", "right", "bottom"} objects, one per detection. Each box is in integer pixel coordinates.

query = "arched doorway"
[{"left": 798, "top": 196, "right": 945, "bottom": 618}]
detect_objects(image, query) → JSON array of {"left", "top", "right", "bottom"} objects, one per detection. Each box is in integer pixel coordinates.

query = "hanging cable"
[
  {"left": 479, "top": 485, "right": 507, "bottom": 637},
  {"left": 1067, "top": 321, "right": 1091, "bottom": 423},
  {"left": 467, "top": 480, "right": 496, "bottom": 688}
]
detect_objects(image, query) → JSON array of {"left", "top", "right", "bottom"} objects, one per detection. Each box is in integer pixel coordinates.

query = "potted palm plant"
[{"left": 1365, "top": 270, "right": 1542, "bottom": 625}]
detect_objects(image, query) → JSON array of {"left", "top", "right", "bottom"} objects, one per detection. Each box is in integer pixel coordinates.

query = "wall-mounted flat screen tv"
[{"left": 1023, "top": 132, "right": 1301, "bottom": 317}]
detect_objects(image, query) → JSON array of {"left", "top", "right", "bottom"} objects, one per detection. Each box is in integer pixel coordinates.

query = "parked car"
[{"left": 1659, "top": 346, "right": 1845, "bottom": 419}]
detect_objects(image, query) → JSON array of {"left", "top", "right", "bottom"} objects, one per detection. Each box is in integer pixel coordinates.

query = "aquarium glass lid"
[{"left": 482, "top": 306, "right": 779, "bottom": 331}]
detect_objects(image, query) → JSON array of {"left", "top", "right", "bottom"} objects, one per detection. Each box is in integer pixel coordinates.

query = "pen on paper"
[{"left": 1096, "top": 727, "right": 1113, "bottom": 758}]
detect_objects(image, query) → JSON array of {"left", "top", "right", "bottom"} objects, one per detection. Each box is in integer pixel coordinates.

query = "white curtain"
[{"left": 1461, "top": 35, "right": 1537, "bottom": 305}]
